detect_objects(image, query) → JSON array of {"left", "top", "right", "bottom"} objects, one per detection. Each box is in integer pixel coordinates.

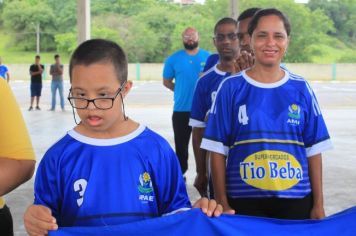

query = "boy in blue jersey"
[
  {"left": 201, "top": 9, "right": 332, "bottom": 220},
  {"left": 202, "top": 8, "right": 260, "bottom": 72},
  {"left": 189, "top": 17, "right": 240, "bottom": 198},
  {"left": 24, "top": 39, "right": 228, "bottom": 236},
  {"left": 0, "top": 57, "right": 10, "bottom": 82}
]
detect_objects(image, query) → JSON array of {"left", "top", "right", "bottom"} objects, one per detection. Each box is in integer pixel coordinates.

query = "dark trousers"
[
  {"left": 0, "top": 205, "right": 14, "bottom": 236},
  {"left": 172, "top": 111, "right": 192, "bottom": 175},
  {"left": 228, "top": 193, "right": 313, "bottom": 220}
]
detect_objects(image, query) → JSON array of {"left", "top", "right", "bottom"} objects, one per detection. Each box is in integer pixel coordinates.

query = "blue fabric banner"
[{"left": 50, "top": 206, "right": 356, "bottom": 236}]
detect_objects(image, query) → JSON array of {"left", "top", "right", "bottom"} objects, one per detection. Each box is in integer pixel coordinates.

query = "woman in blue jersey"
[
  {"left": 201, "top": 8, "right": 332, "bottom": 220},
  {"left": 23, "top": 39, "right": 229, "bottom": 236}
]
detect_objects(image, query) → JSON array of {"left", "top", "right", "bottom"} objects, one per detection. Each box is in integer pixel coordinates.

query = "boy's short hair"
[
  {"left": 69, "top": 39, "right": 128, "bottom": 84},
  {"left": 237, "top": 8, "right": 261, "bottom": 21},
  {"left": 35, "top": 55, "right": 40, "bottom": 59},
  {"left": 54, "top": 54, "right": 60, "bottom": 59},
  {"left": 214, "top": 17, "right": 237, "bottom": 35}
]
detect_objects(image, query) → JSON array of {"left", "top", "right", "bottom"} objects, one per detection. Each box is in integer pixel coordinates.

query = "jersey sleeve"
[
  {"left": 0, "top": 79, "right": 35, "bottom": 160},
  {"left": 303, "top": 83, "right": 332, "bottom": 157},
  {"left": 34, "top": 151, "right": 61, "bottom": 219},
  {"left": 153, "top": 140, "right": 191, "bottom": 215},
  {"left": 203, "top": 54, "right": 218, "bottom": 72},
  {"left": 189, "top": 79, "right": 208, "bottom": 128},
  {"left": 201, "top": 80, "right": 234, "bottom": 156},
  {"left": 162, "top": 56, "right": 174, "bottom": 80}
]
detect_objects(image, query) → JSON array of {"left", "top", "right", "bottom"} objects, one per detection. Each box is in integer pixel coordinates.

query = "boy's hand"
[
  {"left": 193, "top": 197, "right": 235, "bottom": 217},
  {"left": 24, "top": 204, "right": 58, "bottom": 236}
]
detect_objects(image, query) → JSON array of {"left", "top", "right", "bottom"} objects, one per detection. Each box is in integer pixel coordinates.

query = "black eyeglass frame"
[
  {"left": 67, "top": 81, "right": 126, "bottom": 110},
  {"left": 213, "top": 33, "right": 239, "bottom": 42}
]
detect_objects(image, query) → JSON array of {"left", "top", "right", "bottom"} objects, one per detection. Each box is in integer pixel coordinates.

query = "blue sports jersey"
[
  {"left": 203, "top": 54, "right": 219, "bottom": 72},
  {"left": 189, "top": 64, "right": 230, "bottom": 128},
  {"left": 201, "top": 70, "right": 332, "bottom": 199},
  {"left": 34, "top": 125, "right": 191, "bottom": 227},
  {"left": 0, "top": 65, "right": 9, "bottom": 79},
  {"left": 163, "top": 49, "right": 210, "bottom": 111}
]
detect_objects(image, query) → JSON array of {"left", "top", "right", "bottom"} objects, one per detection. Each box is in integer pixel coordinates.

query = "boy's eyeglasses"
[
  {"left": 214, "top": 33, "right": 238, "bottom": 42},
  {"left": 67, "top": 82, "right": 126, "bottom": 110}
]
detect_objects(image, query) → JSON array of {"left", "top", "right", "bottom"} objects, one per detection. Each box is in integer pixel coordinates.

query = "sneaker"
[
  {"left": 49, "top": 108, "right": 55, "bottom": 111},
  {"left": 36, "top": 106, "right": 41, "bottom": 110},
  {"left": 28, "top": 106, "right": 33, "bottom": 111}
]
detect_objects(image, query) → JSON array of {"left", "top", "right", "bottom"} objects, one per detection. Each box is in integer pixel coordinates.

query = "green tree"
[
  {"left": 239, "top": 0, "right": 335, "bottom": 62},
  {"left": 308, "top": 0, "right": 356, "bottom": 45},
  {"left": 3, "top": 0, "right": 56, "bottom": 51}
]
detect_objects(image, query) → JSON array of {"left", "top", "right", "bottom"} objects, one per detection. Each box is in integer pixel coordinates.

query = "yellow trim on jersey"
[
  {"left": 0, "top": 198, "right": 5, "bottom": 208},
  {"left": 230, "top": 139, "right": 304, "bottom": 148}
]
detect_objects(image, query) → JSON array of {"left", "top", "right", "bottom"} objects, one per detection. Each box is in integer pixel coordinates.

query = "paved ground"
[{"left": 4, "top": 80, "right": 356, "bottom": 235}]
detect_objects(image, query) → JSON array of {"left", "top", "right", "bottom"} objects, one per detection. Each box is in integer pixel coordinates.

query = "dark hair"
[
  {"left": 237, "top": 7, "right": 261, "bottom": 21},
  {"left": 54, "top": 54, "right": 60, "bottom": 59},
  {"left": 248, "top": 8, "right": 291, "bottom": 36},
  {"left": 35, "top": 55, "right": 40, "bottom": 59},
  {"left": 69, "top": 39, "right": 128, "bottom": 84},
  {"left": 214, "top": 17, "right": 237, "bottom": 34}
]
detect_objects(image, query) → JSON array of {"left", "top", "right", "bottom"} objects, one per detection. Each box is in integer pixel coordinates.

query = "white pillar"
[
  {"left": 77, "top": 0, "right": 90, "bottom": 45},
  {"left": 230, "top": 0, "right": 238, "bottom": 19}
]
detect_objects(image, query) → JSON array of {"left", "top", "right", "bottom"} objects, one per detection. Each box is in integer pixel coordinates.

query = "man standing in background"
[
  {"left": 29, "top": 55, "right": 44, "bottom": 111},
  {"left": 163, "top": 27, "right": 210, "bottom": 178},
  {"left": 0, "top": 57, "right": 10, "bottom": 83},
  {"left": 49, "top": 54, "right": 65, "bottom": 111}
]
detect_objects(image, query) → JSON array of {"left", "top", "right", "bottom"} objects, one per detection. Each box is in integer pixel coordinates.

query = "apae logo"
[{"left": 138, "top": 172, "right": 154, "bottom": 202}]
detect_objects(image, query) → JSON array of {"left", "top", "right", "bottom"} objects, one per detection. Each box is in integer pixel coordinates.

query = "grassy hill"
[{"left": 0, "top": 30, "right": 70, "bottom": 64}]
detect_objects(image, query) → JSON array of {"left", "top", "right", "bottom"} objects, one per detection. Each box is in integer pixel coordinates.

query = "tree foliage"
[
  {"left": 0, "top": 0, "right": 354, "bottom": 62},
  {"left": 308, "top": 0, "right": 356, "bottom": 45}
]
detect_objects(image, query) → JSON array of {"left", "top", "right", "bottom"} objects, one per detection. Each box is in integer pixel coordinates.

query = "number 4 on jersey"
[{"left": 238, "top": 105, "right": 249, "bottom": 125}]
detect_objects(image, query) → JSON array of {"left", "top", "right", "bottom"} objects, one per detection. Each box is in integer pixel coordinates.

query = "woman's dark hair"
[
  {"left": 69, "top": 39, "right": 128, "bottom": 84},
  {"left": 248, "top": 8, "right": 291, "bottom": 36}
]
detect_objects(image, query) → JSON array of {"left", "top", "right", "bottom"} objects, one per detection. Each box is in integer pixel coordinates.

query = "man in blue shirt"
[{"left": 163, "top": 27, "right": 210, "bottom": 176}]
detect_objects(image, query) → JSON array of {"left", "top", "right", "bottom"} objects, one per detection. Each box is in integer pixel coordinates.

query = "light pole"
[{"left": 36, "top": 22, "right": 40, "bottom": 54}]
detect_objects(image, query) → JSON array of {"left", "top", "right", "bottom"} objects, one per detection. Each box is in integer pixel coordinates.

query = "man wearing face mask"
[{"left": 163, "top": 27, "right": 210, "bottom": 179}]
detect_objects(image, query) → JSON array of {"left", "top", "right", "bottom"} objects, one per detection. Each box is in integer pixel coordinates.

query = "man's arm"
[
  {"left": 30, "top": 67, "right": 43, "bottom": 76},
  {"left": 49, "top": 65, "right": 54, "bottom": 76},
  {"left": 308, "top": 153, "right": 325, "bottom": 219},
  {"left": 57, "top": 65, "right": 63, "bottom": 75},
  {"left": 163, "top": 78, "right": 174, "bottom": 91},
  {"left": 6, "top": 71, "right": 10, "bottom": 83},
  {"left": 192, "top": 127, "right": 208, "bottom": 197},
  {"left": 0, "top": 158, "right": 35, "bottom": 196}
]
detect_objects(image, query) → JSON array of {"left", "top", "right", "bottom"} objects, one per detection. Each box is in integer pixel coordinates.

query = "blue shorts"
[{"left": 30, "top": 83, "right": 42, "bottom": 97}]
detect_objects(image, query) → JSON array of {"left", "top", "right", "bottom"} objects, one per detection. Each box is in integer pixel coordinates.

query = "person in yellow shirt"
[{"left": 0, "top": 78, "right": 36, "bottom": 235}]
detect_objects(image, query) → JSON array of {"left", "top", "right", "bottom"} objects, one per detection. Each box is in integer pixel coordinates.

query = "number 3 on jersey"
[
  {"left": 74, "top": 179, "right": 87, "bottom": 207},
  {"left": 238, "top": 105, "right": 249, "bottom": 125}
]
